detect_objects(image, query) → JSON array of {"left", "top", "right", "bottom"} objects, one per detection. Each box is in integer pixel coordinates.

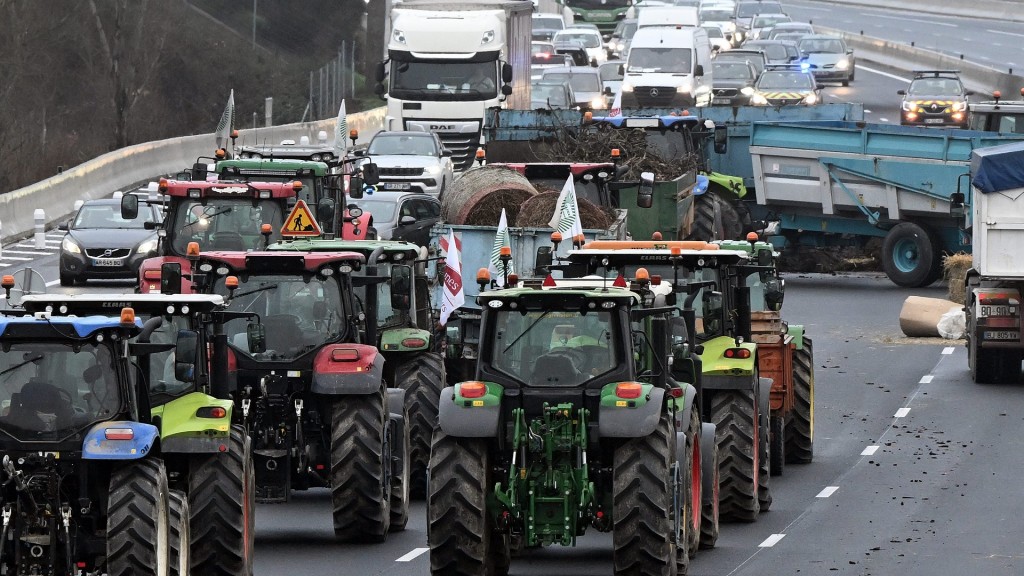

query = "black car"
[
  {"left": 59, "top": 197, "right": 163, "bottom": 286},
  {"left": 711, "top": 60, "right": 758, "bottom": 106},
  {"left": 898, "top": 70, "right": 973, "bottom": 128},
  {"left": 552, "top": 39, "right": 593, "bottom": 67}
]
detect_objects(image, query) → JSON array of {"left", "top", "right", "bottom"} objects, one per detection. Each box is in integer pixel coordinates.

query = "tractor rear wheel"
[
  {"left": 168, "top": 490, "right": 190, "bottom": 576},
  {"left": 758, "top": 408, "right": 772, "bottom": 512},
  {"left": 769, "top": 413, "right": 785, "bottom": 477},
  {"left": 786, "top": 337, "right": 815, "bottom": 463},
  {"left": 107, "top": 458, "right": 170, "bottom": 576},
  {"left": 428, "top": 430, "right": 505, "bottom": 575},
  {"left": 699, "top": 437, "right": 720, "bottom": 549},
  {"left": 613, "top": 410, "right": 682, "bottom": 576},
  {"left": 189, "top": 426, "right": 253, "bottom": 576},
  {"left": 330, "top": 389, "right": 391, "bottom": 542},
  {"left": 389, "top": 401, "right": 411, "bottom": 532},
  {"left": 683, "top": 192, "right": 743, "bottom": 242},
  {"left": 394, "top": 352, "right": 445, "bottom": 499},
  {"left": 709, "top": 389, "right": 760, "bottom": 522},
  {"left": 684, "top": 409, "right": 702, "bottom": 559}
]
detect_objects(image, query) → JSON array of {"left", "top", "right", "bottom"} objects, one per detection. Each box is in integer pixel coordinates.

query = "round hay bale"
[
  {"left": 514, "top": 192, "right": 614, "bottom": 230},
  {"left": 441, "top": 166, "right": 537, "bottom": 225},
  {"left": 943, "top": 252, "right": 973, "bottom": 304}
]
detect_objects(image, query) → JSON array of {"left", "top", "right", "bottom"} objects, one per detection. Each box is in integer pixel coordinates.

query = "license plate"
[
  {"left": 984, "top": 331, "right": 1018, "bottom": 340},
  {"left": 980, "top": 305, "right": 1011, "bottom": 317},
  {"left": 625, "top": 118, "right": 659, "bottom": 128},
  {"left": 92, "top": 258, "right": 123, "bottom": 267},
  {"left": 383, "top": 183, "right": 411, "bottom": 190},
  {"left": 924, "top": 118, "right": 945, "bottom": 124},
  {"left": 712, "top": 98, "right": 731, "bottom": 105}
]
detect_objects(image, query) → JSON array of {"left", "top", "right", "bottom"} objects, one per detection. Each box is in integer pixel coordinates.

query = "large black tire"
[
  {"left": 107, "top": 458, "right": 170, "bottom": 576},
  {"left": 428, "top": 430, "right": 503, "bottom": 576},
  {"left": 330, "top": 389, "right": 391, "bottom": 542},
  {"left": 683, "top": 192, "right": 743, "bottom": 242},
  {"left": 769, "top": 413, "right": 785, "bottom": 477},
  {"left": 758, "top": 406, "right": 772, "bottom": 512},
  {"left": 59, "top": 271, "right": 75, "bottom": 287},
  {"left": 881, "top": 222, "right": 940, "bottom": 288},
  {"left": 786, "top": 337, "right": 815, "bottom": 463},
  {"left": 708, "top": 390, "right": 759, "bottom": 522},
  {"left": 699, "top": 436, "right": 720, "bottom": 550},
  {"left": 394, "top": 352, "right": 445, "bottom": 499},
  {"left": 613, "top": 410, "right": 683, "bottom": 576},
  {"left": 169, "top": 490, "right": 190, "bottom": 576},
  {"left": 684, "top": 409, "right": 702, "bottom": 559},
  {"left": 189, "top": 426, "right": 254, "bottom": 576},
  {"left": 972, "top": 339, "right": 1022, "bottom": 384},
  {"left": 389, "top": 401, "right": 411, "bottom": 532}
]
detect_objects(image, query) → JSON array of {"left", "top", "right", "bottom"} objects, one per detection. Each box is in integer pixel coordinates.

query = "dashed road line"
[
  {"left": 861, "top": 445, "right": 879, "bottom": 456},
  {"left": 894, "top": 407, "right": 911, "bottom": 418},
  {"left": 2, "top": 250, "right": 56, "bottom": 256},
  {"left": 396, "top": 548, "right": 429, "bottom": 562},
  {"left": 0, "top": 256, "right": 34, "bottom": 262},
  {"left": 816, "top": 486, "right": 839, "bottom": 498},
  {"left": 855, "top": 64, "right": 909, "bottom": 83},
  {"left": 872, "top": 13, "right": 957, "bottom": 27},
  {"left": 988, "top": 29, "right": 1024, "bottom": 39},
  {"left": 758, "top": 534, "right": 786, "bottom": 548},
  {"left": 942, "top": 347, "right": 955, "bottom": 355},
  {"left": 919, "top": 375, "right": 933, "bottom": 384}
]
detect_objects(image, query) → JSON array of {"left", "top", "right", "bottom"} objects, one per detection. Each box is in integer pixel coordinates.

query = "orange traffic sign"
[{"left": 281, "top": 200, "right": 322, "bottom": 237}]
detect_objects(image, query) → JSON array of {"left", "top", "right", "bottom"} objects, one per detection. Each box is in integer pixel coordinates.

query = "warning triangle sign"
[{"left": 281, "top": 199, "right": 322, "bottom": 237}]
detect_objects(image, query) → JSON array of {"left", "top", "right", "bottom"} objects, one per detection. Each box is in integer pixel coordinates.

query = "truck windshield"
[
  {"left": 565, "top": 0, "right": 629, "bottom": 10},
  {"left": 0, "top": 342, "right": 120, "bottom": 441},
  {"left": 627, "top": 47, "right": 692, "bottom": 73},
  {"left": 169, "top": 198, "right": 286, "bottom": 255},
  {"left": 489, "top": 309, "right": 619, "bottom": 387},
  {"left": 389, "top": 60, "right": 498, "bottom": 101},
  {"left": 217, "top": 275, "right": 347, "bottom": 362}
]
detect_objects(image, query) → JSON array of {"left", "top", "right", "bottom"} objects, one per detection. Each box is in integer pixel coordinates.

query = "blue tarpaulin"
[{"left": 972, "top": 141, "right": 1024, "bottom": 194}]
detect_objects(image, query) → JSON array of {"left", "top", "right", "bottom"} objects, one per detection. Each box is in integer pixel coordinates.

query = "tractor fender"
[
  {"left": 310, "top": 343, "right": 385, "bottom": 395},
  {"left": 599, "top": 387, "right": 666, "bottom": 438},
  {"left": 437, "top": 384, "right": 503, "bottom": 438},
  {"left": 82, "top": 421, "right": 159, "bottom": 460},
  {"left": 674, "top": 383, "right": 698, "bottom": 464},
  {"left": 154, "top": 393, "right": 233, "bottom": 453},
  {"left": 699, "top": 422, "right": 717, "bottom": 507},
  {"left": 380, "top": 327, "right": 431, "bottom": 352},
  {"left": 788, "top": 324, "right": 806, "bottom": 350}
]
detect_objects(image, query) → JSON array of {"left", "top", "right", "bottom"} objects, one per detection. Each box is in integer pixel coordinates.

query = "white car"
[
  {"left": 699, "top": 5, "right": 738, "bottom": 46},
  {"left": 355, "top": 131, "right": 455, "bottom": 196},
  {"left": 553, "top": 29, "right": 606, "bottom": 66},
  {"left": 703, "top": 25, "right": 731, "bottom": 53}
]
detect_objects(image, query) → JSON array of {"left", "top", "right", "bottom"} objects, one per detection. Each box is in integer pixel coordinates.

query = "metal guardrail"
[{"left": 809, "top": 0, "right": 1024, "bottom": 24}]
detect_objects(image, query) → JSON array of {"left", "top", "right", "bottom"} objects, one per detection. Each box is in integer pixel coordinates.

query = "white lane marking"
[
  {"left": 0, "top": 256, "right": 34, "bottom": 262},
  {"left": 816, "top": 486, "right": 839, "bottom": 498},
  {"left": 872, "top": 13, "right": 957, "bottom": 27},
  {"left": 942, "top": 347, "right": 955, "bottom": 355},
  {"left": 396, "top": 548, "right": 429, "bottom": 562},
  {"left": 919, "top": 375, "right": 933, "bottom": 384},
  {"left": 759, "top": 534, "right": 786, "bottom": 547},
  {"left": 878, "top": 117, "right": 891, "bottom": 123},
  {"left": 861, "top": 445, "right": 879, "bottom": 456},
  {"left": 856, "top": 64, "right": 910, "bottom": 83},
  {"left": 45, "top": 279, "right": 61, "bottom": 287},
  {"left": 894, "top": 407, "right": 911, "bottom": 418},
  {"left": 989, "top": 29, "right": 1024, "bottom": 39},
  {"left": 2, "top": 250, "right": 56, "bottom": 256}
]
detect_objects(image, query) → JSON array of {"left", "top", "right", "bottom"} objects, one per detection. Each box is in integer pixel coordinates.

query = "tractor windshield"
[
  {"left": 217, "top": 275, "right": 348, "bottom": 362},
  {"left": 169, "top": 198, "right": 286, "bottom": 255},
  {"left": 0, "top": 342, "right": 120, "bottom": 441},
  {"left": 489, "top": 309, "right": 619, "bottom": 387},
  {"left": 147, "top": 315, "right": 198, "bottom": 399}
]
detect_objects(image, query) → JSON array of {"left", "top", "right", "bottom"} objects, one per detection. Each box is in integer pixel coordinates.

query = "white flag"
[
  {"left": 334, "top": 99, "right": 349, "bottom": 158},
  {"left": 215, "top": 89, "right": 235, "bottom": 151},
  {"left": 488, "top": 208, "right": 514, "bottom": 287},
  {"left": 439, "top": 230, "right": 465, "bottom": 326},
  {"left": 548, "top": 175, "right": 585, "bottom": 244},
  {"left": 609, "top": 89, "right": 622, "bottom": 117}
]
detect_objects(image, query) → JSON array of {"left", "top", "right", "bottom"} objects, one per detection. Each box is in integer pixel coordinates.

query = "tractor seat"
[
  {"left": 263, "top": 314, "right": 305, "bottom": 352},
  {"left": 209, "top": 231, "right": 247, "bottom": 251},
  {"left": 531, "top": 353, "right": 581, "bottom": 386}
]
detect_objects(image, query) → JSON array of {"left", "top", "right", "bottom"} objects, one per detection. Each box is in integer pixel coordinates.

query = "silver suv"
[{"left": 355, "top": 131, "right": 455, "bottom": 197}]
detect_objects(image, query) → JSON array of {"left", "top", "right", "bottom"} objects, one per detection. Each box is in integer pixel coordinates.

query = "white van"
[
  {"left": 620, "top": 26, "right": 714, "bottom": 108},
  {"left": 636, "top": 6, "right": 700, "bottom": 28}
]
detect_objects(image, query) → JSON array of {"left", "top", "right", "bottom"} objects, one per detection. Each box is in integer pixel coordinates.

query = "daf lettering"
[{"left": 429, "top": 124, "right": 454, "bottom": 130}]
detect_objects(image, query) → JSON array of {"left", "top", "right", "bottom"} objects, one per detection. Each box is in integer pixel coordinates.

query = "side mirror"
[
  {"left": 763, "top": 277, "right": 785, "bottom": 311},
  {"left": 604, "top": 86, "right": 613, "bottom": 96},
  {"left": 374, "top": 83, "right": 386, "bottom": 96},
  {"left": 636, "top": 171, "right": 655, "bottom": 208},
  {"left": 757, "top": 247, "right": 773, "bottom": 267},
  {"left": 534, "top": 246, "right": 553, "bottom": 275},
  {"left": 174, "top": 330, "right": 198, "bottom": 383},
  {"left": 897, "top": 89, "right": 907, "bottom": 95},
  {"left": 817, "top": 84, "right": 825, "bottom": 90},
  {"left": 441, "top": 147, "right": 452, "bottom": 157},
  {"left": 501, "top": 84, "right": 513, "bottom": 96},
  {"left": 694, "top": 64, "right": 704, "bottom": 77},
  {"left": 317, "top": 198, "right": 337, "bottom": 226},
  {"left": 362, "top": 163, "right": 380, "bottom": 186},
  {"left": 390, "top": 265, "right": 413, "bottom": 311},
  {"left": 502, "top": 63, "right": 513, "bottom": 83},
  {"left": 121, "top": 193, "right": 139, "bottom": 220},
  {"left": 58, "top": 221, "right": 70, "bottom": 231},
  {"left": 702, "top": 290, "right": 724, "bottom": 334},
  {"left": 160, "top": 262, "right": 182, "bottom": 295},
  {"left": 618, "top": 63, "right": 625, "bottom": 75},
  {"left": 950, "top": 191, "right": 966, "bottom": 218},
  {"left": 966, "top": 90, "right": 975, "bottom": 97},
  {"left": 348, "top": 176, "right": 365, "bottom": 200},
  {"left": 191, "top": 162, "right": 208, "bottom": 182},
  {"left": 375, "top": 62, "right": 386, "bottom": 83},
  {"left": 713, "top": 125, "right": 728, "bottom": 154},
  {"left": 246, "top": 322, "right": 267, "bottom": 354},
  {"left": 590, "top": 58, "right": 598, "bottom": 67},
  {"left": 399, "top": 215, "right": 417, "bottom": 226}
]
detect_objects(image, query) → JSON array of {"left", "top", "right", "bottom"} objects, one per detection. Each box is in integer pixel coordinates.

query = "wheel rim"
[{"left": 891, "top": 237, "right": 921, "bottom": 273}]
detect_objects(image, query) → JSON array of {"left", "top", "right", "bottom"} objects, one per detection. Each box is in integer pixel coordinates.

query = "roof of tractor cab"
[
  {"left": 198, "top": 250, "right": 366, "bottom": 272},
  {"left": 0, "top": 314, "right": 142, "bottom": 339},
  {"left": 216, "top": 158, "right": 329, "bottom": 176},
  {"left": 20, "top": 294, "right": 226, "bottom": 316},
  {"left": 267, "top": 239, "right": 421, "bottom": 261},
  {"left": 479, "top": 285, "right": 641, "bottom": 307},
  {"left": 161, "top": 179, "right": 300, "bottom": 198}
]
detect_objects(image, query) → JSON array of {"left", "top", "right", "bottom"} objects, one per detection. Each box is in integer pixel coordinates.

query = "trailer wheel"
[
  {"left": 330, "top": 388, "right": 392, "bottom": 542},
  {"left": 394, "top": 352, "right": 446, "bottom": 499},
  {"left": 881, "top": 222, "right": 939, "bottom": 287},
  {"left": 613, "top": 410, "right": 682, "bottom": 576},
  {"left": 168, "top": 490, "right": 190, "bottom": 576},
  {"left": 699, "top": 436, "right": 720, "bottom": 549},
  {"left": 769, "top": 413, "right": 785, "bottom": 477},
  {"left": 107, "top": 458, "right": 170, "bottom": 576},
  {"left": 428, "top": 430, "right": 504, "bottom": 576},
  {"left": 709, "top": 390, "right": 759, "bottom": 522},
  {"left": 684, "top": 409, "right": 702, "bottom": 559},
  {"left": 189, "top": 426, "right": 253, "bottom": 576},
  {"left": 684, "top": 192, "right": 743, "bottom": 242},
  {"left": 786, "top": 337, "right": 815, "bottom": 463}
]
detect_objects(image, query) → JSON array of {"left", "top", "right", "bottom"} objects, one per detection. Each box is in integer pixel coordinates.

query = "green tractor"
[
  {"left": 21, "top": 293, "right": 256, "bottom": 576},
  {"left": 267, "top": 237, "right": 445, "bottom": 498},
  {"left": 427, "top": 275, "right": 704, "bottom": 575}
]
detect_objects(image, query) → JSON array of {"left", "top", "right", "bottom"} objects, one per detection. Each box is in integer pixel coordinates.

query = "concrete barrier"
[
  {"left": 810, "top": 0, "right": 1024, "bottom": 24},
  {"left": 0, "top": 107, "right": 386, "bottom": 242}
]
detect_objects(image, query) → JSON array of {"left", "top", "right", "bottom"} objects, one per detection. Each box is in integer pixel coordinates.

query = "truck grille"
[
  {"left": 714, "top": 88, "right": 738, "bottom": 98},
  {"left": 633, "top": 86, "right": 678, "bottom": 107},
  {"left": 436, "top": 132, "right": 480, "bottom": 171},
  {"left": 378, "top": 167, "right": 424, "bottom": 177}
]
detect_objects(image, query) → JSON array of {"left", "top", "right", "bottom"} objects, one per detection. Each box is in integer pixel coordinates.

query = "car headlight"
[
  {"left": 591, "top": 97, "right": 606, "bottom": 109},
  {"left": 424, "top": 164, "right": 442, "bottom": 175},
  {"left": 751, "top": 93, "right": 768, "bottom": 105},
  {"left": 835, "top": 58, "right": 850, "bottom": 70},
  {"left": 803, "top": 92, "right": 819, "bottom": 105},
  {"left": 61, "top": 237, "right": 81, "bottom": 254},
  {"left": 615, "top": 42, "right": 624, "bottom": 51},
  {"left": 901, "top": 101, "right": 915, "bottom": 112},
  {"left": 136, "top": 238, "right": 158, "bottom": 254},
  {"left": 621, "top": 83, "right": 633, "bottom": 92},
  {"left": 740, "top": 86, "right": 755, "bottom": 96},
  {"left": 952, "top": 101, "right": 968, "bottom": 112}
]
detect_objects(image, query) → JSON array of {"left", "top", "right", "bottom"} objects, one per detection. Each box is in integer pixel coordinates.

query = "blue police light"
[{"left": 800, "top": 62, "right": 810, "bottom": 71}]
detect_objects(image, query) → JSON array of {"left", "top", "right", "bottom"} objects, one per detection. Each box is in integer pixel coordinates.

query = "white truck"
[
  {"left": 959, "top": 141, "right": 1024, "bottom": 383},
  {"left": 376, "top": 0, "right": 534, "bottom": 172}
]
